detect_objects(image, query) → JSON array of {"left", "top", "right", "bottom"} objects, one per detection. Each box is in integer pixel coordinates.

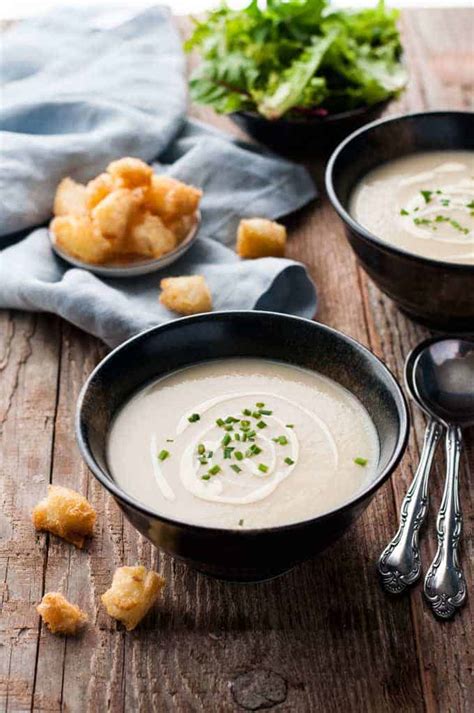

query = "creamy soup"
[
  {"left": 107, "top": 359, "right": 379, "bottom": 529},
  {"left": 350, "top": 151, "right": 474, "bottom": 264}
]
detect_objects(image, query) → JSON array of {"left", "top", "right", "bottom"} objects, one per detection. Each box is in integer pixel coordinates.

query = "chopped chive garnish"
[
  {"left": 259, "top": 409, "right": 272, "bottom": 416},
  {"left": 188, "top": 413, "right": 200, "bottom": 423},
  {"left": 207, "top": 450, "right": 214, "bottom": 458},
  {"left": 256, "top": 402, "right": 265, "bottom": 408},
  {"left": 242, "top": 408, "right": 252, "bottom": 416},
  {"left": 441, "top": 199, "right": 450, "bottom": 206},
  {"left": 354, "top": 457, "right": 368, "bottom": 466},
  {"left": 238, "top": 518, "right": 244, "bottom": 526},
  {"left": 199, "top": 457, "right": 208, "bottom": 465},
  {"left": 449, "top": 219, "right": 469, "bottom": 234},
  {"left": 226, "top": 416, "right": 239, "bottom": 424},
  {"left": 224, "top": 447, "right": 234, "bottom": 459},
  {"left": 231, "top": 464, "right": 242, "bottom": 474},
  {"left": 166, "top": 438, "right": 174, "bottom": 442},
  {"left": 216, "top": 418, "right": 225, "bottom": 427},
  {"left": 413, "top": 217, "right": 431, "bottom": 226},
  {"left": 198, "top": 444, "right": 205, "bottom": 455},
  {"left": 286, "top": 424, "right": 294, "bottom": 428},
  {"left": 273, "top": 435, "right": 288, "bottom": 445},
  {"left": 246, "top": 445, "right": 262, "bottom": 457},
  {"left": 400, "top": 208, "right": 409, "bottom": 216},
  {"left": 284, "top": 457, "right": 294, "bottom": 466},
  {"left": 252, "top": 411, "right": 261, "bottom": 419},
  {"left": 208, "top": 465, "right": 221, "bottom": 475},
  {"left": 234, "top": 433, "right": 241, "bottom": 441},
  {"left": 240, "top": 420, "right": 250, "bottom": 429},
  {"left": 258, "top": 463, "right": 269, "bottom": 473},
  {"left": 257, "top": 421, "right": 267, "bottom": 429},
  {"left": 201, "top": 474, "right": 211, "bottom": 481},
  {"left": 158, "top": 449, "right": 170, "bottom": 461},
  {"left": 467, "top": 200, "right": 474, "bottom": 209},
  {"left": 224, "top": 425, "right": 234, "bottom": 432},
  {"left": 420, "top": 190, "right": 432, "bottom": 204},
  {"left": 222, "top": 433, "right": 232, "bottom": 446},
  {"left": 235, "top": 451, "right": 244, "bottom": 461}
]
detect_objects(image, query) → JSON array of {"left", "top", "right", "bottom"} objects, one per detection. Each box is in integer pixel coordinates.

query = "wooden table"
[{"left": 1, "top": 9, "right": 473, "bottom": 712}]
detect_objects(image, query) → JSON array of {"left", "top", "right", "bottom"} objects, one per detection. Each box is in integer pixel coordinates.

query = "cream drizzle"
[
  {"left": 155, "top": 391, "right": 339, "bottom": 506},
  {"left": 150, "top": 434, "right": 176, "bottom": 501}
]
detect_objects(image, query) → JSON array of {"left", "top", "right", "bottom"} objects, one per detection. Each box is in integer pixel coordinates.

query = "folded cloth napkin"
[{"left": 0, "top": 6, "right": 317, "bottom": 347}]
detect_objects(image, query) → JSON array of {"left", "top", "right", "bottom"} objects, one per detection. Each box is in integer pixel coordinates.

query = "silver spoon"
[
  {"left": 412, "top": 336, "right": 474, "bottom": 619},
  {"left": 378, "top": 346, "right": 443, "bottom": 594}
]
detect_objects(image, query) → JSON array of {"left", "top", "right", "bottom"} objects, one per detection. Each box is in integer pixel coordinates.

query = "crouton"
[
  {"left": 37, "top": 592, "right": 88, "bottom": 635},
  {"left": 101, "top": 566, "right": 165, "bottom": 631},
  {"left": 236, "top": 218, "right": 286, "bottom": 259},
  {"left": 53, "top": 178, "right": 88, "bottom": 217},
  {"left": 107, "top": 157, "right": 153, "bottom": 189},
  {"left": 159, "top": 275, "right": 212, "bottom": 315},
  {"left": 91, "top": 188, "right": 139, "bottom": 242},
  {"left": 145, "top": 175, "right": 202, "bottom": 224},
  {"left": 86, "top": 172, "right": 114, "bottom": 210},
  {"left": 32, "top": 484, "right": 96, "bottom": 548},
  {"left": 50, "top": 215, "right": 112, "bottom": 264},
  {"left": 166, "top": 213, "right": 197, "bottom": 243},
  {"left": 129, "top": 211, "right": 177, "bottom": 258}
]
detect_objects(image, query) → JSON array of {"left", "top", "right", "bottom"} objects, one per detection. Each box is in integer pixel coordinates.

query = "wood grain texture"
[{"left": 1, "top": 9, "right": 472, "bottom": 713}]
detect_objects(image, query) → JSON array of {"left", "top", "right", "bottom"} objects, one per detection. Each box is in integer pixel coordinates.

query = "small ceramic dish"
[{"left": 49, "top": 212, "right": 201, "bottom": 278}]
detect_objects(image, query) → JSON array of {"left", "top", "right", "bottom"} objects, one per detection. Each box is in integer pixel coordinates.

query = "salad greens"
[{"left": 185, "top": 0, "right": 406, "bottom": 120}]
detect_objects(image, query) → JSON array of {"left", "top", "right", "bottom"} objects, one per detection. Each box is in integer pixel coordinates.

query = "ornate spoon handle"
[
  {"left": 378, "top": 419, "right": 443, "bottom": 594},
  {"left": 424, "top": 425, "right": 466, "bottom": 619}
]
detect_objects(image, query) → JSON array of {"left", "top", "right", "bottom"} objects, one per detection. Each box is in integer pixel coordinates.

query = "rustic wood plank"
[
  {"left": 1, "top": 8, "right": 472, "bottom": 713},
  {"left": 0, "top": 313, "right": 61, "bottom": 712}
]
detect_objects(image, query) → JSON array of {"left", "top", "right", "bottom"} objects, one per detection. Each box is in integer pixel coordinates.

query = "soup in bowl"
[
  {"left": 77, "top": 312, "right": 408, "bottom": 581},
  {"left": 326, "top": 111, "right": 474, "bottom": 330}
]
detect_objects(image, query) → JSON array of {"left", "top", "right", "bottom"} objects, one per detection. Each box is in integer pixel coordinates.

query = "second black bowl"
[{"left": 326, "top": 111, "right": 474, "bottom": 330}]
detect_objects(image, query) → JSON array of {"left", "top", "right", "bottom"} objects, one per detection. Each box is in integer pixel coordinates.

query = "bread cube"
[
  {"left": 53, "top": 177, "right": 88, "bottom": 217},
  {"left": 145, "top": 175, "right": 202, "bottom": 223},
  {"left": 129, "top": 211, "right": 177, "bottom": 258},
  {"left": 159, "top": 275, "right": 212, "bottom": 315},
  {"left": 107, "top": 157, "right": 153, "bottom": 189},
  {"left": 37, "top": 592, "right": 88, "bottom": 635},
  {"left": 86, "top": 172, "right": 114, "bottom": 210},
  {"left": 236, "top": 218, "right": 286, "bottom": 259},
  {"left": 167, "top": 214, "right": 197, "bottom": 243},
  {"left": 50, "top": 215, "right": 112, "bottom": 264},
  {"left": 91, "top": 188, "right": 139, "bottom": 242},
  {"left": 32, "top": 484, "right": 97, "bottom": 548},
  {"left": 101, "top": 566, "right": 166, "bottom": 631}
]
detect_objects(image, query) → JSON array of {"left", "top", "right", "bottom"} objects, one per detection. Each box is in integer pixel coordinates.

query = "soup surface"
[
  {"left": 350, "top": 151, "right": 474, "bottom": 264},
  {"left": 107, "top": 359, "right": 379, "bottom": 529}
]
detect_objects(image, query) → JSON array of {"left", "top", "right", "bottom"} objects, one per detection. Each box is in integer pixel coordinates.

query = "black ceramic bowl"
[
  {"left": 231, "top": 102, "right": 388, "bottom": 153},
  {"left": 326, "top": 111, "right": 474, "bottom": 331},
  {"left": 76, "top": 312, "right": 408, "bottom": 582}
]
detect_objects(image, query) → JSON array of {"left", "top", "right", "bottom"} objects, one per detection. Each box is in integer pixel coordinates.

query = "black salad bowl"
[
  {"left": 231, "top": 101, "right": 389, "bottom": 154},
  {"left": 326, "top": 111, "right": 474, "bottom": 331},
  {"left": 76, "top": 312, "right": 409, "bottom": 582}
]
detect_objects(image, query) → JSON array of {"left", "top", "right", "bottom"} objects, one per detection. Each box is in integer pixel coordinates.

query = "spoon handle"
[
  {"left": 378, "top": 418, "right": 443, "bottom": 594},
  {"left": 424, "top": 425, "right": 466, "bottom": 619}
]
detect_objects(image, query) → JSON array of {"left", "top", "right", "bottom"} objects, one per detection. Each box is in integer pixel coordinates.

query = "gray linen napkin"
[{"left": 0, "top": 6, "right": 317, "bottom": 347}]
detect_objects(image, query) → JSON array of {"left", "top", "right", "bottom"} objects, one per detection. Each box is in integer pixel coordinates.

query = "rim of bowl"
[
  {"left": 325, "top": 110, "right": 474, "bottom": 273},
  {"left": 76, "top": 311, "right": 410, "bottom": 536},
  {"left": 49, "top": 211, "right": 201, "bottom": 278},
  {"left": 234, "top": 100, "right": 389, "bottom": 125}
]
